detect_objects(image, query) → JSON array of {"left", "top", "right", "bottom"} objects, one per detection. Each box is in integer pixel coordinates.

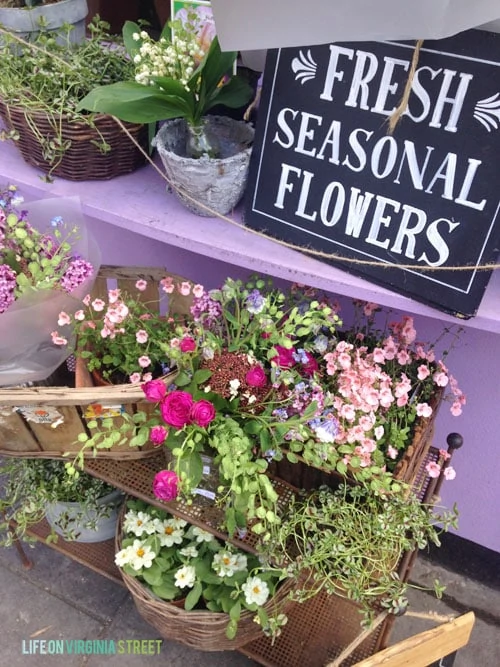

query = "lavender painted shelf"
[{"left": 2, "top": 140, "right": 499, "bottom": 333}]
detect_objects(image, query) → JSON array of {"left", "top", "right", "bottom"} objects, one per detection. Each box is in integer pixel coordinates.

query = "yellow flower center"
[
  {"left": 136, "top": 548, "right": 145, "bottom": 557},
  {"left": 223, "top": 556, "right": 231, "bottom": 565},
  {"left": 253, "top": 586, "right": 261, "bottom": 595},
  {"left": 137, "top": 520, "right": 143, "bottom": 526},
  {"left": 164, "top": 526, "right": 174, "bottom": 535}
]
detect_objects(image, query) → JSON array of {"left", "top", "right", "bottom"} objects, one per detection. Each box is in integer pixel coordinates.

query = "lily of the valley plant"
[{"left": 77, "top": 17, "right": 254, "bottom": 157}]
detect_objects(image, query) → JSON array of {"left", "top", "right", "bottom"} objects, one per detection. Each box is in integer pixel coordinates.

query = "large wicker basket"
[
  {"left": 0, "top": 100, "right": 148, "bottom": 181},
  {"left": 0, "top": 266, "right": 193, "bottom": 460},
  {"left": 115, "top": 503, "right": 296, "bottom": 652}
]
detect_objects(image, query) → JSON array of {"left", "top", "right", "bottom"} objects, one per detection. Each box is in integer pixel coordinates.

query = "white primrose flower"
[
  {"left": 229, "top": 379, "right": 241, "bottom": 398},
  {"left": 179, "top": 545, "right": 199, "bottom": 558},
  {"left": 212, "top": 551, "right": 240, "bottom": 577},
  {"left": 114, "top": 545, "right": 134, "bottom": 568},
  {"left": 129, "top": 540, "right": 155, "bottom": 570},
  {"left": 191, "top": 526, "right": 215, "bottom": 543},
  {"left": 175, "top": 565, "right": 196, "bottom": 589},
  {"left": 242, "top": 576, "right": 270, "bottom": 606},
  {"left": 123, "top": 510, "right": 156, "bottom": 537},
  {"left": 153, "top": 518, "right": 185, "bottom": 547}
]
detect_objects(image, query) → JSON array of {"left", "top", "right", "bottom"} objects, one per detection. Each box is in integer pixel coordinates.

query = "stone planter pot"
[
  {"left": 45, "top": 488, "right": 124, "bottom": 543},
  {"left": 0, "top": 0, "right": 89, "bottom": 45},
  {"left": 153, "top": 116, "right": 254, "bottom": 218}
]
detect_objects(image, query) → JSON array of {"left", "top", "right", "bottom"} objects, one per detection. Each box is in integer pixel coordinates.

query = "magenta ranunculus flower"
[
  {"left": 152, "top": 470, "right": 179, "bottom": 501},
  {"left": 272, "top": 345, "right": 296, "bottom": 368},
  {"left": 160, "top": 391, "right": 194, "bottom": 428},
  {"left": 245, "top": 365, "right": 268, "bottom": 388},
  {"left": 180, "top": 336, "right": 196, "bottom": 352},
  {"left": 142, "top": 379, "right": 167, "bottom": 402},
  {"left": 190, "top": 399, "right": 216, "bottom": 428},
  {"left": 150, "top": 425, "right": 168, "bottom": 446}
]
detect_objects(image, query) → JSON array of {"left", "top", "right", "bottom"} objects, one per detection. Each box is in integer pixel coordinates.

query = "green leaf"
[
  {"left": 179, "top": 451, "right": 204, "bottom": 489},
  {"left": 151, "top": 580, "right": 180, "bottom": 601},
  {"left": 185, "top": 581, "right": 203, "bottom": 611},
  {"left": 174, "top": 370, "right": 192, "bottom": 387},
  {"left": 122, "top": 21, "right": 142, "bottom": 58},
  {"left": 141, "top": 563, "right": 163, "bottom": 587},
  {"left": 76, "top": 83, "right": 189, "bottom": 124},
  {"left": 204, "top": 76, "right": 254, "bottom": 112},
  {"left": 229, "top": 600, "right": 241, "bottom": 622},
  {"left": 225, "top": 619, "right": 238, "bottom": 640},
  {"left": 193, "top": 369, "right": 212, "bottom": 385}
]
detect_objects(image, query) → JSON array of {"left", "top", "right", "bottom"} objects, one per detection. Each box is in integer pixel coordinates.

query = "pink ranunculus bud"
[
  {"left": 152, "top": 470, "right": 179, "bottom": 501},
  {"left": 190, "top": 399, "right": 216, "bottom": 428},
  {"left": 160, "top": 391, "right": 194, "bottom": 428},
  {"left": 150, "top": 425, "right": 168, "bottom": 446},
  {"left": 142, "top": 379, "right": 167, "bottom": 402},
  {"left": 245, "top": 365, "right": 268, "bottom": 387},
  {"left": 272, "top": 345, "right": 296, "bottom": 368},
  {"left": 180, "top": 337, "right": 196, "bottom": 353}
]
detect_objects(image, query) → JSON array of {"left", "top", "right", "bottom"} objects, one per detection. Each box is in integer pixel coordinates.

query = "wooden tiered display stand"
[{"left": 12, "top": 440, "right": 460, "bottom": 667}]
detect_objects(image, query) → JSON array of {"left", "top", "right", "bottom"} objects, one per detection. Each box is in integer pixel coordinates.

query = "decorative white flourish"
[
  {"left": 291, "top": 50, "right": 317, "bottom": 84},
  {"left": 473, "top": 93, "right": 500, "bottom": 131}
]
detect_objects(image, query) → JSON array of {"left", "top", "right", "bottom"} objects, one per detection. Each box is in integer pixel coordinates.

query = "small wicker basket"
[
  {"left": 0, "top": 100, "right": 148, "bottom": 181},
  {"left": 115, "top": 502, "right": 296, "bottom": 652}
]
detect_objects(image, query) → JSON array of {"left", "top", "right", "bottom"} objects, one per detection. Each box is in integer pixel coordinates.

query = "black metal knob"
[{"left": 447, "top": 433, "right": 464, "bottom": 450}]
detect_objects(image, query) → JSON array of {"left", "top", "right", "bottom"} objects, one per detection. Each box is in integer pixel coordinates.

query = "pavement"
[{"left": 0, "top": 537, "right": 498, "bottom": 666}]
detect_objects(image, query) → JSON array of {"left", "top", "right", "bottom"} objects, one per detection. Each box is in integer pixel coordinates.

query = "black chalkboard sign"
[{"left": 244, "top": 30, "right": 500, "bottom": 318}]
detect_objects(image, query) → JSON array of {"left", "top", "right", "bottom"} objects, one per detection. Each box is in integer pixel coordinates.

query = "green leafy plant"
[
  {"left": 266, "top": 482, "right": 459, "bottom": 626},
  {"left": 115, "top": 499, "right": 289, "bottom": 641},
  {"left": 77, "top": 17, "right": 254, "bottom": 157},
  {"left": 0, "top": 16, "right": 136, "bottom": 175},
  {"left": 0, "top": 458, "right": 121, "bottom": 543}
]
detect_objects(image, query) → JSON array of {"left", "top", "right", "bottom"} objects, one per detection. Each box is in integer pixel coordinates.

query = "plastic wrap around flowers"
[{"left": 0, "top": 186, "right": 100, "bottom": 385}]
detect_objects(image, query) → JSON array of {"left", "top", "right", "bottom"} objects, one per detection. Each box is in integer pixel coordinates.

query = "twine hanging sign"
[{"left": 244, "top": 30, "right": 500, "bottom": 319}]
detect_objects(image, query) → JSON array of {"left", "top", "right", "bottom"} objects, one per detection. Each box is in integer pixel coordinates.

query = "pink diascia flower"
[
  {"left": 136, "top": 329, "right": 148, "bottom": 344},
  {"left": 91, "top": 298, "right": 106, "bottom": 312},
  {"left": 50, "top": 331, "right": 67, "bottom": 346},
  {"left": 108, "top": 289, "right": 121, "bottom": 304},
  {"left": 160, "top": 391, "right": 194, "bottom": 428},
  {"left": 190, "top": 400, "right": 216, "bottom": 428},
  {"left": 443, "top": 466, "right": 456, "bottom": 481},
  {"left": 58, "top": 311, "right": 71, "bottom": 326},
  {"left": 138, "top": 355, "right": 151, "bottom": 368},
  {"left": 142, "top": 379, "right": 167, "bottom": 402},
  {"left": 425, "top": 461, "right": 441, "bottom": 478},
  {"left": 160, "top": 276, "right": 174, "bottom": 294},
  {"left": 135, "top": 279, "right": 148, "bottom": 292},
  {"left": 178, "top": 281, "right": 191, "bottom": 296},
  {"left": 192, "top": 284, "right": 204, "bottom": 298},
  {"left": 179, "top": 337, "right": 196, "bottom": 352},
  {"left": 152, "top": 470, "right": 179, "bottom": 501},
  {"left": 150, "top": 425, "right": 168, "bottom": 446},
  {"left": 245, "top": 365, "right": 267, "bottom": 387}
]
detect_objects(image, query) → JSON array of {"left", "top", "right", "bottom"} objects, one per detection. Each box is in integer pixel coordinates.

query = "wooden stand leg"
[{"left": 12, "top": 536, "right": 33, "bottom": 570}]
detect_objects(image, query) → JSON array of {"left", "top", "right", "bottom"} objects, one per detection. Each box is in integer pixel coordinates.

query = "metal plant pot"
[
  {"left": 45, "top": 488, "right": 124, "bottom": 543},
  {"left": 0, "top": 0, "right": 89, "bottom": 45}
]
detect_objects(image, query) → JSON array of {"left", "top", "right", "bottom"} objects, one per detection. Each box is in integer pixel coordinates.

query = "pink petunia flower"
[
  {"left": 58, "top": 311, "right": 71, "bottom": 326},
  {"left": 50, "top": 331, "right": 67, "bottom": 346},
  {"left": 91, "top": 298, "right": 106, "bottom": 312},
  {"left": 135, "top": 279, "right": 148, "bottom": 292},
  {"left": 192, "top": 284, "right": 204, "bottom": 298},
  {"left": 178, "top": 281, "right": 192, "bottom": 296},
  {"left": 443, "top": 466, "right": 456, "bottom": 481},
  {"left": 108, "top": 289, "right": 121, "bottom": 303},
  {"left": 138, "top": 355, "right": 152, "bottom": 368},
  {"left": 129, "top": 373, "right": 142, "bottom": 384}
]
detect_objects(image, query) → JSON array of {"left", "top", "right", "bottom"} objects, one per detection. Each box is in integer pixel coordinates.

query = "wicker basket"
[
  {"left": 0, "top": 266, "right": 193, "bottom": 460},
  {"left": 115, "top": 502, "right": 296, "bottom": 652},
  {"left": 0, "top": 99, "right": 148, "bottom": 181}
]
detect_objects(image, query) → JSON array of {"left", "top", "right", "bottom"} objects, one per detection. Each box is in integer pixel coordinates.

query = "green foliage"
[
  {"left": 0, "top": 16, "right": 136, "bottom": 173},
  {"left": 0, "top": 458, "right": 120, "bottom": 544},
  {"left": 266, "top": 482, "right": 459, "bottom": 626}
]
